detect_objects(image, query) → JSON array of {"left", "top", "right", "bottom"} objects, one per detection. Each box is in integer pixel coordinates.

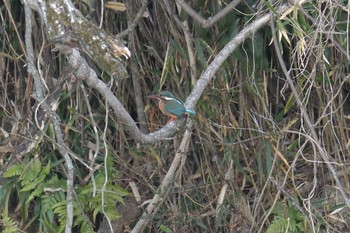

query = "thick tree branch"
[
  {"left": 25, "top": 0, "right": 295, "bottom": 146},
  {"left": 27, "top": 0, "right": 130, "bottom": 79},
  {"left": 59, "top": 4, "right": 293, "bottom": 144},
  {"left": 23, "top": 3, "right": 74, "bottom": 232},
  {"left": 64, "top": 47, "right": 180, "bottom": 143}
]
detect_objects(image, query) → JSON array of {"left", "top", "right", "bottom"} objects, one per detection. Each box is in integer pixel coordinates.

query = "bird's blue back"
[{"left": 163, "top": 99, "right": 187, "bottom": 117}]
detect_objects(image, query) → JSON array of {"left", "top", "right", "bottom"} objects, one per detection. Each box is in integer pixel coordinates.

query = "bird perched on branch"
[{"left": 147, "top": 91, "right": 196, "bottom": 121}]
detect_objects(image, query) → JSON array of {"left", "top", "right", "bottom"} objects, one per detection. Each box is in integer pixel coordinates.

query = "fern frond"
[
  {"left": 1, "top": 214, "right": 19, "bottom": 233},
  {"left": 3, "top": 164, "right": 24, "bottom": 178},
  {"left": 267, "top": 216, "right": 287, "bottom": 233}
]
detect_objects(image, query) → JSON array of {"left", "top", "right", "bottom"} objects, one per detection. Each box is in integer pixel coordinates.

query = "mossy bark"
[{"left": 33, "top": 0, "right": 129, "bottom": 80}]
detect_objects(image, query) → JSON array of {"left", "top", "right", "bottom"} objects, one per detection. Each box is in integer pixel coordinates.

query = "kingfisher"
[{"left": 147, "top": 91, "right": 196, "bottom": 121}]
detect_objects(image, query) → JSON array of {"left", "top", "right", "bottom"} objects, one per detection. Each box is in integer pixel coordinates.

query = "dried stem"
[
  {"left": 127, "top": 0, "right": 149, "bottom": 133},
  {"left": 131, "top": 120, "right": 194, "bottom": 233},
  {"left": 270, "top": 18, "right": 350, "bottom": 209},
  {"left": 116, "top": 0, "right": 149, "bottom": 39}
]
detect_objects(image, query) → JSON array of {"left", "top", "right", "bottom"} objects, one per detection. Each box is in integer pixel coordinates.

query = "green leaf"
[
  {"left": 160, "top": 225, "right": 172, "bottom": 233},
  {"left": 194, "top": 38, "right": 207, "bottom": 68},
  {"left": 21, "top": 175, "right": 45, "bottom": 192},
  {"left": 265, "top": 142, "right": 272, "bottom": 176},
  {"left": 26, "top": 183, "right": 44, "bottom": 203},
  {"left": 42, "top": 160, "right": 51, "bottom": 175},
  {"left": 20, "top": 158, "right": 42, "bottom": 186},
  {"left": 3, "top": 164, "right": 24, "bottom": 178}
]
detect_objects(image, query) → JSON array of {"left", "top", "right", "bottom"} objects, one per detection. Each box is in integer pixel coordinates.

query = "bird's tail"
[{"left": 185, "top": 109, "right": 196, "bottom": 116}]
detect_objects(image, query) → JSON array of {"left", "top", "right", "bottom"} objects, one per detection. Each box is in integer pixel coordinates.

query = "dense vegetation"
[{"left": 1, "top": 0, "right": 350, "bottom": 232}]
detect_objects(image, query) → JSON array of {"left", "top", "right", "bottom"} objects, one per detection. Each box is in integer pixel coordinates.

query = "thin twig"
[
  {"left": 163, "top": 0, "right": 197, "bottom": 84},
  {"left": 116, "top": 0, "right": 148, "bottom": 39},
  {"left": 127, "top": 0, "right": 149, "bottom": 133},
  {"left": 175, "top": 0, "right": 241, "bottom": 29},
  {"left": 270, "top": 18, "right": 350, "bottom": 209},
  {"left": 182, "top": 20, "right": 197, "bottom": 85},
  {"left": 3, "top": 0, "right": 27, "bottom": 58},
  {"left": 101, "top": 98, "right": 113, "bottom": 232},
  {"left": 80, "top": 83, "right": 99, "bottom": 195},
  {"left": 99, "top": 0, "right": 104, "bottom": 28}
]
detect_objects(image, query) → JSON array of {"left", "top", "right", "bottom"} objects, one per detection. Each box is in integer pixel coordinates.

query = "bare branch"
[
  {"left": 25, "top": 0, "right": 296, "bottom": 148},
  {"left": 63, "top": 47, "right": 180, "bottom": 143},
  {"left": 131, "top": 120, "right": 194, "bottom": 233},
  {"left": 61, "top": 4, "right": 293, "bottom": 144},
  {"left": 185, "top": 4, "right": 289, "bottom": 109},
  {"left": 175, "top": 0, "right": 241, "bottom": 29},
  {"left": 23, "top": 3, "right": 74, "bottom": 232}
]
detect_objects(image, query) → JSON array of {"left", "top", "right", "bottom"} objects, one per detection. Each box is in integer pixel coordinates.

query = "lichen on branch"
[{"left": 34, "top": 0, "right": 130, "bottom": 79}]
